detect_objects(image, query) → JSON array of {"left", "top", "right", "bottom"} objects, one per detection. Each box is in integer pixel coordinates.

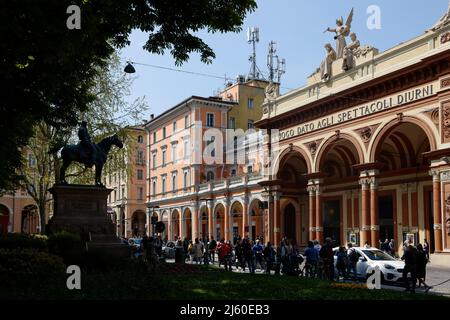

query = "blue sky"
[{"left": 119, "top": 0, "right": 449, "bottom": 120}]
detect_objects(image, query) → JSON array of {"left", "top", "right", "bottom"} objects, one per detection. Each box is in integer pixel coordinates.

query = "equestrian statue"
[{"left": 57, "top": 121, "right": 123, "bottom": 186}]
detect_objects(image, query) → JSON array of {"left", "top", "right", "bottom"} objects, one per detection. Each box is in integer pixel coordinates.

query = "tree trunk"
[{"left": 38, "top": 201, "right": 46, "bottom": 234}]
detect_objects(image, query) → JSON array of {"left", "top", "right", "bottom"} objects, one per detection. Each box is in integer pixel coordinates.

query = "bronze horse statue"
[{"left": 58, "top": 134, "right": 123, "bottom": 186}]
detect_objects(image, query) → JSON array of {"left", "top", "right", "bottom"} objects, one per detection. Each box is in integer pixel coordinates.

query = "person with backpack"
[
  {"left": 347, "top": 243, "right": 359, "bottom": 281},
  {"left": 319, "top": 237, "right": 335, "bottom": 281}
]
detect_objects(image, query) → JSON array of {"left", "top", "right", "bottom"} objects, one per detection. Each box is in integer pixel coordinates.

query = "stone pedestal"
[
  {"left": 48, "top": 184, "right": 115, "bottom": 237},
  {"left": 48, "top": 184, "right": 131, "bottom": 259}
]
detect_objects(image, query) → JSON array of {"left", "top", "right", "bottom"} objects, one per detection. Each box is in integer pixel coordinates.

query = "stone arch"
[
  {"left": 21, "top": 204, "right": 38, "bottom": 234},
  {"left": 248, "top": 196, "right": 264, "bottom": 241},
  {"left": 131, "top": 210, "right": 146, "bottom": 237},
  {"left": 171, "top": 209, "right": 181, "bottom": 239},
  {"left": 230, "top": 200, "right": 244, "bottom": 242},
  {"left": 0, "top": 203, "right": 10, "bottom": 235},
  {"left": 314, "top": 132, "right": 364, "bottom": 173},
  {"left": 369, "top": 116, "right": 437, "bottom": 163},
  {"left": 213, "top": 202, "right": 225, "bottom": 241},
  {"left": 272, "top": 144, "right": 312, "bottom": 177},
  {"left": 182, "top": 207, "right": 192, "bottom": 240}
]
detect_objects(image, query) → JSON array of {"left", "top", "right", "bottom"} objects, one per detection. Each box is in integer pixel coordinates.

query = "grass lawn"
[{"left": 1, "top": 262, "right": 447, "bottom": 300}]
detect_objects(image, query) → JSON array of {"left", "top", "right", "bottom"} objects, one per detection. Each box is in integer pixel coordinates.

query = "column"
[
  {"left": 192, "top": 203, "right": 199, "bottom": 240},
  {"left": 179, "top": 209, "right": 184, "bottom": 239},
  {"left": 208, "top": 201, "right": 214, "bottom": 240},
  {"left": 274, "top": 192, "right": 281, "bottom": 246},
  {"left": 360, "top": 178, "right": 371, "bottom": 246},
  {"left": 267, "top": 195, "right": 274, "bottom": 244},
  {"left": 242, "top": 196, "right": 249, "bottom": 238},
  {"left": 315, "top": 182, "right": 323, "bottom": 244},
  {"left": 370, "top": 178, "right": 379, "bottom": 248},
  {"left": 146, "top": 207, "right": 151, "bottom": 237},
  {"left": 431, "top": 171, "right": 443, "bottom": 252},
  {"left": 307, "top": 184, "right": 316, "bottom": 241},
  {"left": 224, "top": 200, "right": 230, "bottom": 241},
  {"left": 167, "top": 212, "right": 172, "bottom": 241}
]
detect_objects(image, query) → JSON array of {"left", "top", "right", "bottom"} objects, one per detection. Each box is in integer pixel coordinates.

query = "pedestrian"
[
  {"left": 193, "top": 238, "right": 204, "bottom": 264},
  {"left": 381, "top": 239, "right": 390, "bottom": 253},
  {"left": 208, "top": 236, "right": 217, "bottom": 263},
  {"left": 319, "top": 237, "right": 335, "bottom": 280},
  {"left": 183, "top": 237, "right": 189, "bottom": 261},
  {"left": 364, "top": 241, "right": 371, "bottom": 249},
  {"left": 423, "top": 239, "right": 430, "bottom": 262},
  {"left": 242, "top": 238, "right": 255, "bottom": 273},
  {"left": 304, "top": 241, "right": 319, "bottom": 278},
  {"left": 401, "top": 240, "right": 418, "bottom": 293},
  {"left": 416, "top": 244, "right": 430, "bottom": 289},
  {"left": 389, "top": 239, "right": 396, "bottom": 257},
  {"left": 188, "top": 240, "right": 194, "bottom": 263},
  {"left": 252, "top": 239, "right": 264, "bottom": 271},
  {"left": 336, "top": 246, "right": 348, "bottom": 281},
  {"left": 347, "top": 243, "right": 359, "bottom": 281},
  {"left": 235, "top": 239, "right": 244, "bottom": 270},
  {"left": 263, "top": 241, "right": 276, "bottom": 275}
]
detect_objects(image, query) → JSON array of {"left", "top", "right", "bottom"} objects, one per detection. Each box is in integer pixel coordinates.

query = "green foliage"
[
  {"left": 0, "top": 233, "right": 48, "bottom": 252},
  {"left": 0, "top": 248, "right": 65, "bottom": 276},
  {"left": 0, "top": 0, "right": 257, "bottom": 191},
  {"left": 48, "top": 230, "right": 84, "bottom": 265}
]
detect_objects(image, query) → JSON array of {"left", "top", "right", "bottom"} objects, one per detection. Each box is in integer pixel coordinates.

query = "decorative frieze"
[{"left": 442, "top": 101, "right": 450, "bottom": 143}]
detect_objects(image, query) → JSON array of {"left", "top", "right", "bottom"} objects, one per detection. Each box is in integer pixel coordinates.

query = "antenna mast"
[
  {"left": 267, "top": 41, "right": 286, "bottom": 84},
  {"left": 247, "top": 27, "right": 264, "bottom": 80}
]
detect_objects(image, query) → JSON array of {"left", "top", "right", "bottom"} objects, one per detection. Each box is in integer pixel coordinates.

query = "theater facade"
[{"left": 256, "top": 12, "right": 450, "bottom": 256}]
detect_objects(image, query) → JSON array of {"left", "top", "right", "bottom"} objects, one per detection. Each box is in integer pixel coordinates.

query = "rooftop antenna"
[
  {"left": 247, "top": 27, "right": 265, "bottom": 80},
  {"left": 267, "top": 41, "right": 286, "bottom": 84}
]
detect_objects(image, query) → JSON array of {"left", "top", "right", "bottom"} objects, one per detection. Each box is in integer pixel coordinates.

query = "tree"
[
  {"left": 21, "top": 53, "right": 148, "bottom": 233},
  {"left": 0, "top": 0, "right": 257, "bottom": 191}
]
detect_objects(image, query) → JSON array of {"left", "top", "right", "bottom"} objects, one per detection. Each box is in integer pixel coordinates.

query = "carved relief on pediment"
[{"left": 304, "top": 139, "right": 323, "bottom": 160}]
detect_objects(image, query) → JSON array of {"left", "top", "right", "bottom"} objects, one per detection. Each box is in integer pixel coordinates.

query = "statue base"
[{"left": 48, "top": 184, "right": 131, "bottom": 259}]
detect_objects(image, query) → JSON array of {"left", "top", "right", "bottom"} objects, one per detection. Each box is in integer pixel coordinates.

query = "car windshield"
[{"left": 362, "top": 250, "right": 396, "bottom": 261}]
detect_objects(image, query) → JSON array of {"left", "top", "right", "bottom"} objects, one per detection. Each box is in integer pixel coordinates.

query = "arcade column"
[
  {"left": 224, "top": 200, "right": 230, "bottom": 242},
  {"left": 370, "top": 178, "right": 379, "bottom": 248},
  {"left": 307, "top": 183, "right": 316, "bottom": 241},
  {"left": 208, "top": 201, "right": 214, "bottom": 239},
  {"left": 242, "top": 196, "right": 249, "bottom": 238},
  {"left": 359, "top": 178, "right": 371, "bottom": 246},
  {"left": 431, "top": 171, "right": 443, "bottom": 252},
  {"left": 192, "top": 203, "right": 199, "bottom": 240},
  {"left": 315, "top": 182, "right": 323, "bottom": 244},
  {"left": 274, "top": 192, "right": 281, "bottom": 246}
]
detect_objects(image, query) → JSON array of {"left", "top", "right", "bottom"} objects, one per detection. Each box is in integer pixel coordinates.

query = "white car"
[{"left": 333, "top": 247, "right": 405, "bottom": 283}]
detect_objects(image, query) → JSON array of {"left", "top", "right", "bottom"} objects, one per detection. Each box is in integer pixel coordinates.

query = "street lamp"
[{"left": 124, "top": 61, "right": 136, "bottom": 74}]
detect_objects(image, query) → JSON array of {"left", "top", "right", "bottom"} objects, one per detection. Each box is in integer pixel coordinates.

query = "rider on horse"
[{"left": 78, "top": 121, "right": 95, "bottom": 167}]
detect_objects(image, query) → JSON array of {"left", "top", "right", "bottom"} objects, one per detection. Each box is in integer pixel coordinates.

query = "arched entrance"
[
  {"left": 0, "top": 204, "right": 9, "bottom": 235},
  {"left": 183, "top": 208, "right": 192, "bottom": 240},
  {"left": 316, "top": 136, "right": 363, "bottom": 246},
  {"left": 199, "top": 206, "right": 208, "bottom": 240},
  {"left": 119, "top": 209, "right": 126, "bottom": 238},
  {"left": 373, "top": 121, "right": 432, "bottom": 251},
  {"left": 249, "top": 199, "right": 264, "bottom": 241},
  {"left": 230, "top": 201, "right": 243, "bottom": 244},
  {"left": 21, "top": 205, "right": 39, "bottom": 234},
  {"left": 214, "top": 203, "right": 225, "bottom": 241},
  {"left": 283, "top": 203, "right": 296, "bottom": 243},
  {"left": 172, "top": 209, "right": 181, "bottom": 239},
  {"left": 131, "top": 210, "right": 146, "bottom": 237}
]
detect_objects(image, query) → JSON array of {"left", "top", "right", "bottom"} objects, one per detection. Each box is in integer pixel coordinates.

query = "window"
[
  {"left": 162, "top": 150, "right": 166, "bottom": 166},
  {"left": 172, "top": 174, "right": 177, "bottom": 192},
  {"left": 183, "top": 171, "right": 188, "bottom": 189},
  {"left": 153, "top": 132, "right": 156, "bottom": 143},
  {"left": 114, "top": 173, "right": 117, "bottom": 183},
  {"left": 173, "top": 121, "right": 177, "bottom": 132},
  {"left": 172, "top": 144, "right": 177, "bottom": 163},
  {"left": 247, "top": 165, "right": 253, "bottom": 173},
  {"left": 152, "top": 180, "right": 156, "bottom": 196},
  {"left": 162, "top": 177, "right": 166, "bottom": 194},
  {"left": 231, "top": 169, "right": 236, "bottom": 176},
  {"left": 138, "top": 135, "right": 143, "bottom": 143},
  {"left": 206, "top": 171, "right": 214, "bottom": 182},
  {"left": 121, "top": 186, "right": 125, "bottom": 199},
  {"left": 229, "top": 117, "right": 235, "bottom": 129},
  {"left": 114, "top": 189, "right": 117, "bottom": 202},
  {"left": 28, "top": 153, "right": 36, "bottom": 167},
  {"left": 206, "top": 138, "right": 215, "bottom": 157},
  {"left": 137, "top": 150, "right": 144, "bottom": 164},
  {"left": 138, "top": 187, "right": 143, "bottom": 200},
  {"left": 184, "top": 140, "right": 189, "bottom": 158},
  {"left": 152, "top": 153, "right": 157, "bottom": 169},
  {"left": 206, "top": 113, "right": 215, "bottom": 127},
  {"left": 137, "top": 169, "right": 143, "bottom": 180},
  {"left": 184, "top": 115, "right": 189, "bottom": 128},
  {"left": 247, "top": 98, "right": 254, "bottom": 109},
  {"left": 162, "top": 127, "right": 166, "bottom": 139},
  {"left": 247, "top": 119, "right": 254, "bottom": 130},
  {"left": 108, "top": 174, "right": 111, "bottom": 185}
]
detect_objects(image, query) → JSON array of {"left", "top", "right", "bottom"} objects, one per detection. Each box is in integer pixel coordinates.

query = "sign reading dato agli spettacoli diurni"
[{"left": 278, "top": 83, "right": 435, "bottom": 141}]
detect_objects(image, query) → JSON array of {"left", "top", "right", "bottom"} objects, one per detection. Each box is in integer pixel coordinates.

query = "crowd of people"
[{"left": 128, "top": 233, "right": 432, "bottom": 293}]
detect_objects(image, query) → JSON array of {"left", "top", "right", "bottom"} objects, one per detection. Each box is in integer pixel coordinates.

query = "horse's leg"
[
  {"left": 60, "top": 160, "right": 69, "bottom": 184},
  {"left": 95, "top": 163, "right": 104, "bottom": 186}
]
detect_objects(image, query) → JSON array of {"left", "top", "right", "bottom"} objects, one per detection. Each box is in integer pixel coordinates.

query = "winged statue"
[{"left": 325, "top": 8, "right": 354, "bottom": 59}]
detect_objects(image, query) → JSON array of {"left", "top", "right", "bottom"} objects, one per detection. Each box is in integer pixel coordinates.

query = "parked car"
[
  {"left": 333, "top": 247, "right": 405, "bottom": 283},
  {"left": 162, "top": 241, "right": 176, "bottom": 259}
]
